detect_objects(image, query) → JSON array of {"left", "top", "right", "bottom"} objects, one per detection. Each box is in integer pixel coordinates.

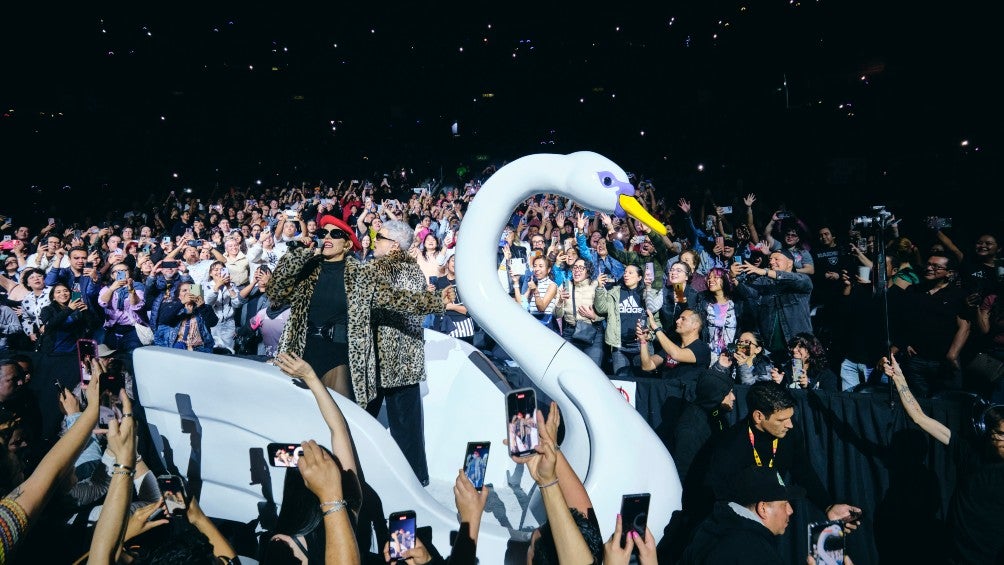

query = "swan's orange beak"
[{"left": 619, "top": 195, "right": 667, "bottom": 236}]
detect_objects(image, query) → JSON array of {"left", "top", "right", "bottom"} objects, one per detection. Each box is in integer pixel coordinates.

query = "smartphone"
[
  {"left": 189, "top": 284, "right": 203, "bottom": 298},
  {"left": 97, "top": 386, "right": 124, "bottom": 429},
  {"left": 734, "top": 255, "right": 743, "bottom": 265},
  {"left": 162, "top": 236, "right": 171, "bottom": 244},
  {"left": 644, "top": 262, "right": 654, "bottom": 281},
  {"left": 48, "top": 217, "right": 55, "bottom": 225},
  {"left": 808, "top": 520, "right": 845, "bottom": 564},
  {"left": 267, "top": 443, "right": 303, "bottom": 467},
  {"left": 620, "top": 493, "right": 651, "bottom": 546},
  {"left": 162, "top": 260, "right": 178, "bottom": 269},
  {"left": 506, "top": 388, "right": 538, "bottom": 457},
  {"left": 428, "top": 275, "right": 439, "bottom": 286},
  {"left": 387, "top": 510, "right": 417, "bottom": 560},
  {"left": 157, "top": 475, "right": 189, "bottom": 519},
  {"left": 219, "top": 267, "right": 229, "bottom": 279},
  {"left": 793, "top": 358, "right": 805, "bottom": 379},
  {"left": 76, "top": 339, "right": 98, "bottom": 387},
  {"left": 115, "top": 270, "right": 127, "bottom": 281},
  {"left": 463, "top": 442, "right": 491, "bottom": 491},
  {"left": 191, "top": 239, "right": 203, "bottom": 247},
  {"left": 70, "top": 290, "right": 82, "bottom": 302},
  {"left": 511, "top": 258, "right": 527, "bottom": 276}
]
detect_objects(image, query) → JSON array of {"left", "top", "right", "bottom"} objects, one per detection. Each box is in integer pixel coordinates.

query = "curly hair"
[
  {"left": 788, "top": 332, "right": 828, "bottom": 369},
  {"left": 706, "top": 267, "right": 735, "bottom": 296}
]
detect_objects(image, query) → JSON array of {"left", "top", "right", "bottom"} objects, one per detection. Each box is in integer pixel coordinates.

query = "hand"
[
  {"left": 298, "top": 439, "right": 344, "bottom": 501},
  {"left": 382, "top": 538, "right": 431, "bottom": 565},
  {"left": 577, "top": 304, "right": 597, "bottom": 321},
  {"left": 576, "top": 212, "right": 587, "bottom": 230},
  {"left": 274, "top": 352, "right": 319, "bottom": 381},
  {"left": 770, "top": 367, "right": 784, "bottom": 384},
  {"left": 718, "top": 352, "right": 733, "bottom": 368},
  {"left": 808, "top": 556, "right": 855, "bottom": 565},
  {"left": 635, "top": 325, "right": 648, "bottom": 344},
  {"left": 743, "top": 193, "right": 757, "bottom": 207},
  {"left": 598, "top": 212, "right": 613, "bottom": 230},
  {"left": 598, "top": 273, "right": 609, "bottom": 287},
  {"left": 603, "top": 513, "right": 637, "bottom": 565},
  {"left": 555, "top": 211, "right": 565, "bottom": 228},
  {"left": 798, "top": 373, "right": 809, "bottom": 388},
  {"left": 125, "top": 499, "right": 169, "bottom": 541},
  {"left": 58, "top": 386, "right": 81, "bottom": 415},
  {"left": 69, "top": 298, "right": 87, "bottom": 311},
  {"left": 677, "top": 198, "right": 691, "bottom": 214},
  {"left": 733, "top": 349, "right": 750, "bottom": 365},
  {"left": 826, "top": 503, "right": 862, "bottom": 531},
  {"left": 453, "top": 469, "right": 489, "bottom": 527},
  {"left": 105, "top": 389, "right": 135, "bottom": 463}
]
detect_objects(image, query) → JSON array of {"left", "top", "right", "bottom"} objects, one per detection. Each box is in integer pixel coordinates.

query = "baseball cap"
[
  {"left": 97, "top": 344, "right": 117, "bottom": 357},
  {"left": 728, "top": 466, "right": 805, "bottom": 505},
  {"left": 771, "top": 248, "right": 795, "bottom": 262}
]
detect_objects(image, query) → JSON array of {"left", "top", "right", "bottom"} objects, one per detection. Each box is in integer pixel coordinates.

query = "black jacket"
[
  {"left": 673, "top": 363, "right": 734, "bottom": 482},
  {"left": 705, "top": 417, "right": 833, "bottom": 514},
  {"left": 680, "top": 501, "right": 783, "bottom": 564}
]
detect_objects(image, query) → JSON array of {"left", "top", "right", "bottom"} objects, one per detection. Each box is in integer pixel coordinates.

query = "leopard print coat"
[{"left": 266, "top": 248, "right": 443, "bottom": 407}]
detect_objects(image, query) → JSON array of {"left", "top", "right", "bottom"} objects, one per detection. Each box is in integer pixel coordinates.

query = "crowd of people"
[{"left": 0, "top": 168, "right": 1002, "bottom": 563}]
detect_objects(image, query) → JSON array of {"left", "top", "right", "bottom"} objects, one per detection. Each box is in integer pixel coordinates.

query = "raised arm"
[
  {"left": 883, "top": 356, "right": 951, "bottom": 445},
  {"left": 87, "top": 390, "right": 135, "bottom": 565},
  {"left": 299, "top": 439, "right": 360, "bottom": 565},
  {"left": 6, "top": 361, "right": 102, "bottom": 524},
  {"left": 275, "top": 353, "right": 359, "bottom": 477}
]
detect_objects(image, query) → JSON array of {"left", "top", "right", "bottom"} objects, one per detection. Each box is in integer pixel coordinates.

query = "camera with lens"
[{"left": 925, "top": 216, "right": 953, "bottom": 230}]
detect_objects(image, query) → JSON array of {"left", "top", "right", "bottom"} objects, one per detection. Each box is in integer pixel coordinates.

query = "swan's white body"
[
  {"left": 132, "top": 152, "right": 680, "bottom": 563},
  {"left": 455, "top": 151, "right": 681, "bottom": 541}
]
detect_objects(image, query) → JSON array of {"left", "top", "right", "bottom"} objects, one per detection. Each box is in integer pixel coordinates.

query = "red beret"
[{"left": 318, "top": 215, "right": 362, "bottom": 251}]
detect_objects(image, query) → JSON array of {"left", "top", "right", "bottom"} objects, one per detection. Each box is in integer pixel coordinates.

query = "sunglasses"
[
  {"left": 319, "top": 228, "right": 348, "bottom": 240},
  {"left": 375, "top": 233, "right": 394, "bottom": 243}
]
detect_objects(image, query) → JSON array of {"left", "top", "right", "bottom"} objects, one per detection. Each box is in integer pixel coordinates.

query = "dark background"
[{"left": 1, "top": 4, "right": 999, "bottom": 231}]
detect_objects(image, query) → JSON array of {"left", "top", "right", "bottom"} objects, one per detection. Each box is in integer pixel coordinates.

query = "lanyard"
[{"left": 749, "top": 426, "right": 778, "bottom": 468}]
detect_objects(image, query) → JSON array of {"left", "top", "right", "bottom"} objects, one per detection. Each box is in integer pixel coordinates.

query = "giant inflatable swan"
[
  {"left": 455, "top": 151, "right": 681, "bottom": 538},
  {"left": 132, "top": 151, "right": 681, "bottom": 563}
]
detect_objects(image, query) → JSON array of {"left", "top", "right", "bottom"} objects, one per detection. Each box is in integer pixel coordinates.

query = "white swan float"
[{"left": 132, "top": 151, "right": 681, "bottom": 563}]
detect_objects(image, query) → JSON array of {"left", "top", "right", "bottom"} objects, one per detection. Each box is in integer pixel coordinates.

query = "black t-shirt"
[
  {"left": 663, "top": 338, "right": 712, "bottom": 388},
  {"left": 960, "top": 260, "right": 1002, "bottom": 298},
  {"left": 947, "top": 433, "right": 1004, "bottom": 564},
  {"left": 308, "top": 260, "right": 347, "bottom": 328},
  {"left": 619, "top": 285, "right": 646, "bottom": 345}
]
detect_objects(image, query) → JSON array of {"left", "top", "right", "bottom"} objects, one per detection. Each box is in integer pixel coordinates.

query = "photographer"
[
  {"left": 203, "top": 261, "right": 244, "bottom": 354},
  {"left": 97, "top": 263, "right": 146, "bottom": 352}
]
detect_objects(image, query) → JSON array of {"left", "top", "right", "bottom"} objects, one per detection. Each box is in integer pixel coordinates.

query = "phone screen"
[
  {"left": 388, "top": 511, "right": 417, "bottom": 560},
  {"left": 267, "top": 443, "right": 303, "bottom": 467},
  {"left": 157, "top": 475, "right": 188, "bottom": 518},
  {"left": 77, "top": 339, "right": 98, "bottom": 387},
  {"left": 464, "top": 442, "right": 491, "bottom": 491},
  {"left": 620, "top": 493, "right": 651, "bottom": 546},
  {"left": 511, "top": 258, "right": 527, "bottom": 276},
  {"left": 793, "top": 358, "right": 805, "bottom": 379},
  {"left": 97, "top": 389, "right": 123, "bottom": 430},
  {"left": 644, "top": 262, "right": 654, "bottom": 280},
  {"left": 808, "top": 521, "right": 845, "bottom": 564},
  {"left": 506, "top": 388, "right": 538, "bottom": 457}
]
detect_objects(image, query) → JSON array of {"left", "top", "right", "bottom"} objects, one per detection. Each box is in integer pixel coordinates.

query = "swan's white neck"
[{"left": 455, "top": 154, "right": 573, "bottom": 379}]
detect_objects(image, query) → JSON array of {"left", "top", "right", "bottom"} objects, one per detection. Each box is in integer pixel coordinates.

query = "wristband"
[
  {"left": 111, "top": 469, "right": 136, "bottom": 477},
  {"left": 113, "top": 463, "right": 135, "bottom": 473},
  {"left": 538, "top": 479, "right": 559, "bottom": 489}
]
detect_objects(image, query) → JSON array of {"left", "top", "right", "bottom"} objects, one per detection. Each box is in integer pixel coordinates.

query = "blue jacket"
[
  {"left": 145, "top": 273, "right": 194, "bottom": 330},
  {"left": 44, "top": 268, "right": 102, "bottom": 311},
  {"left": 733, "top": 270, "right": 813, "bottom": 345}
]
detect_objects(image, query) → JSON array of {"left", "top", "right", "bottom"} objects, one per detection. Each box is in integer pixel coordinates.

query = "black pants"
[{"left": 365, "top": 383, "right": 429, "bottom": 485}]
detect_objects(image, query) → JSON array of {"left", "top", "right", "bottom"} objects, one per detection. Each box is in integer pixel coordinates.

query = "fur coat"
[{"left": 267, "top": 248, "right": 443, "bottom": 407}]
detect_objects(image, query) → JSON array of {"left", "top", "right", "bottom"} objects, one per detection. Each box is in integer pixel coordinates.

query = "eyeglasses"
[
  {"left": 925, "top": 264, "right": 948, "bottom": 271},
  {"left": 737, "top": 340, "right": 757, "bottom": 346},
  {"left": 375, "top": 233, "right": 394, "bottom": 243},
  {"left": 319, "top": 228, "right": 348, "bottom": 240},
  {"left": 571, "top": 265, "right": 587, "bottom": 271},
  {"left": 669, "top": 267, "right": 688, "bottom": 274}
]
